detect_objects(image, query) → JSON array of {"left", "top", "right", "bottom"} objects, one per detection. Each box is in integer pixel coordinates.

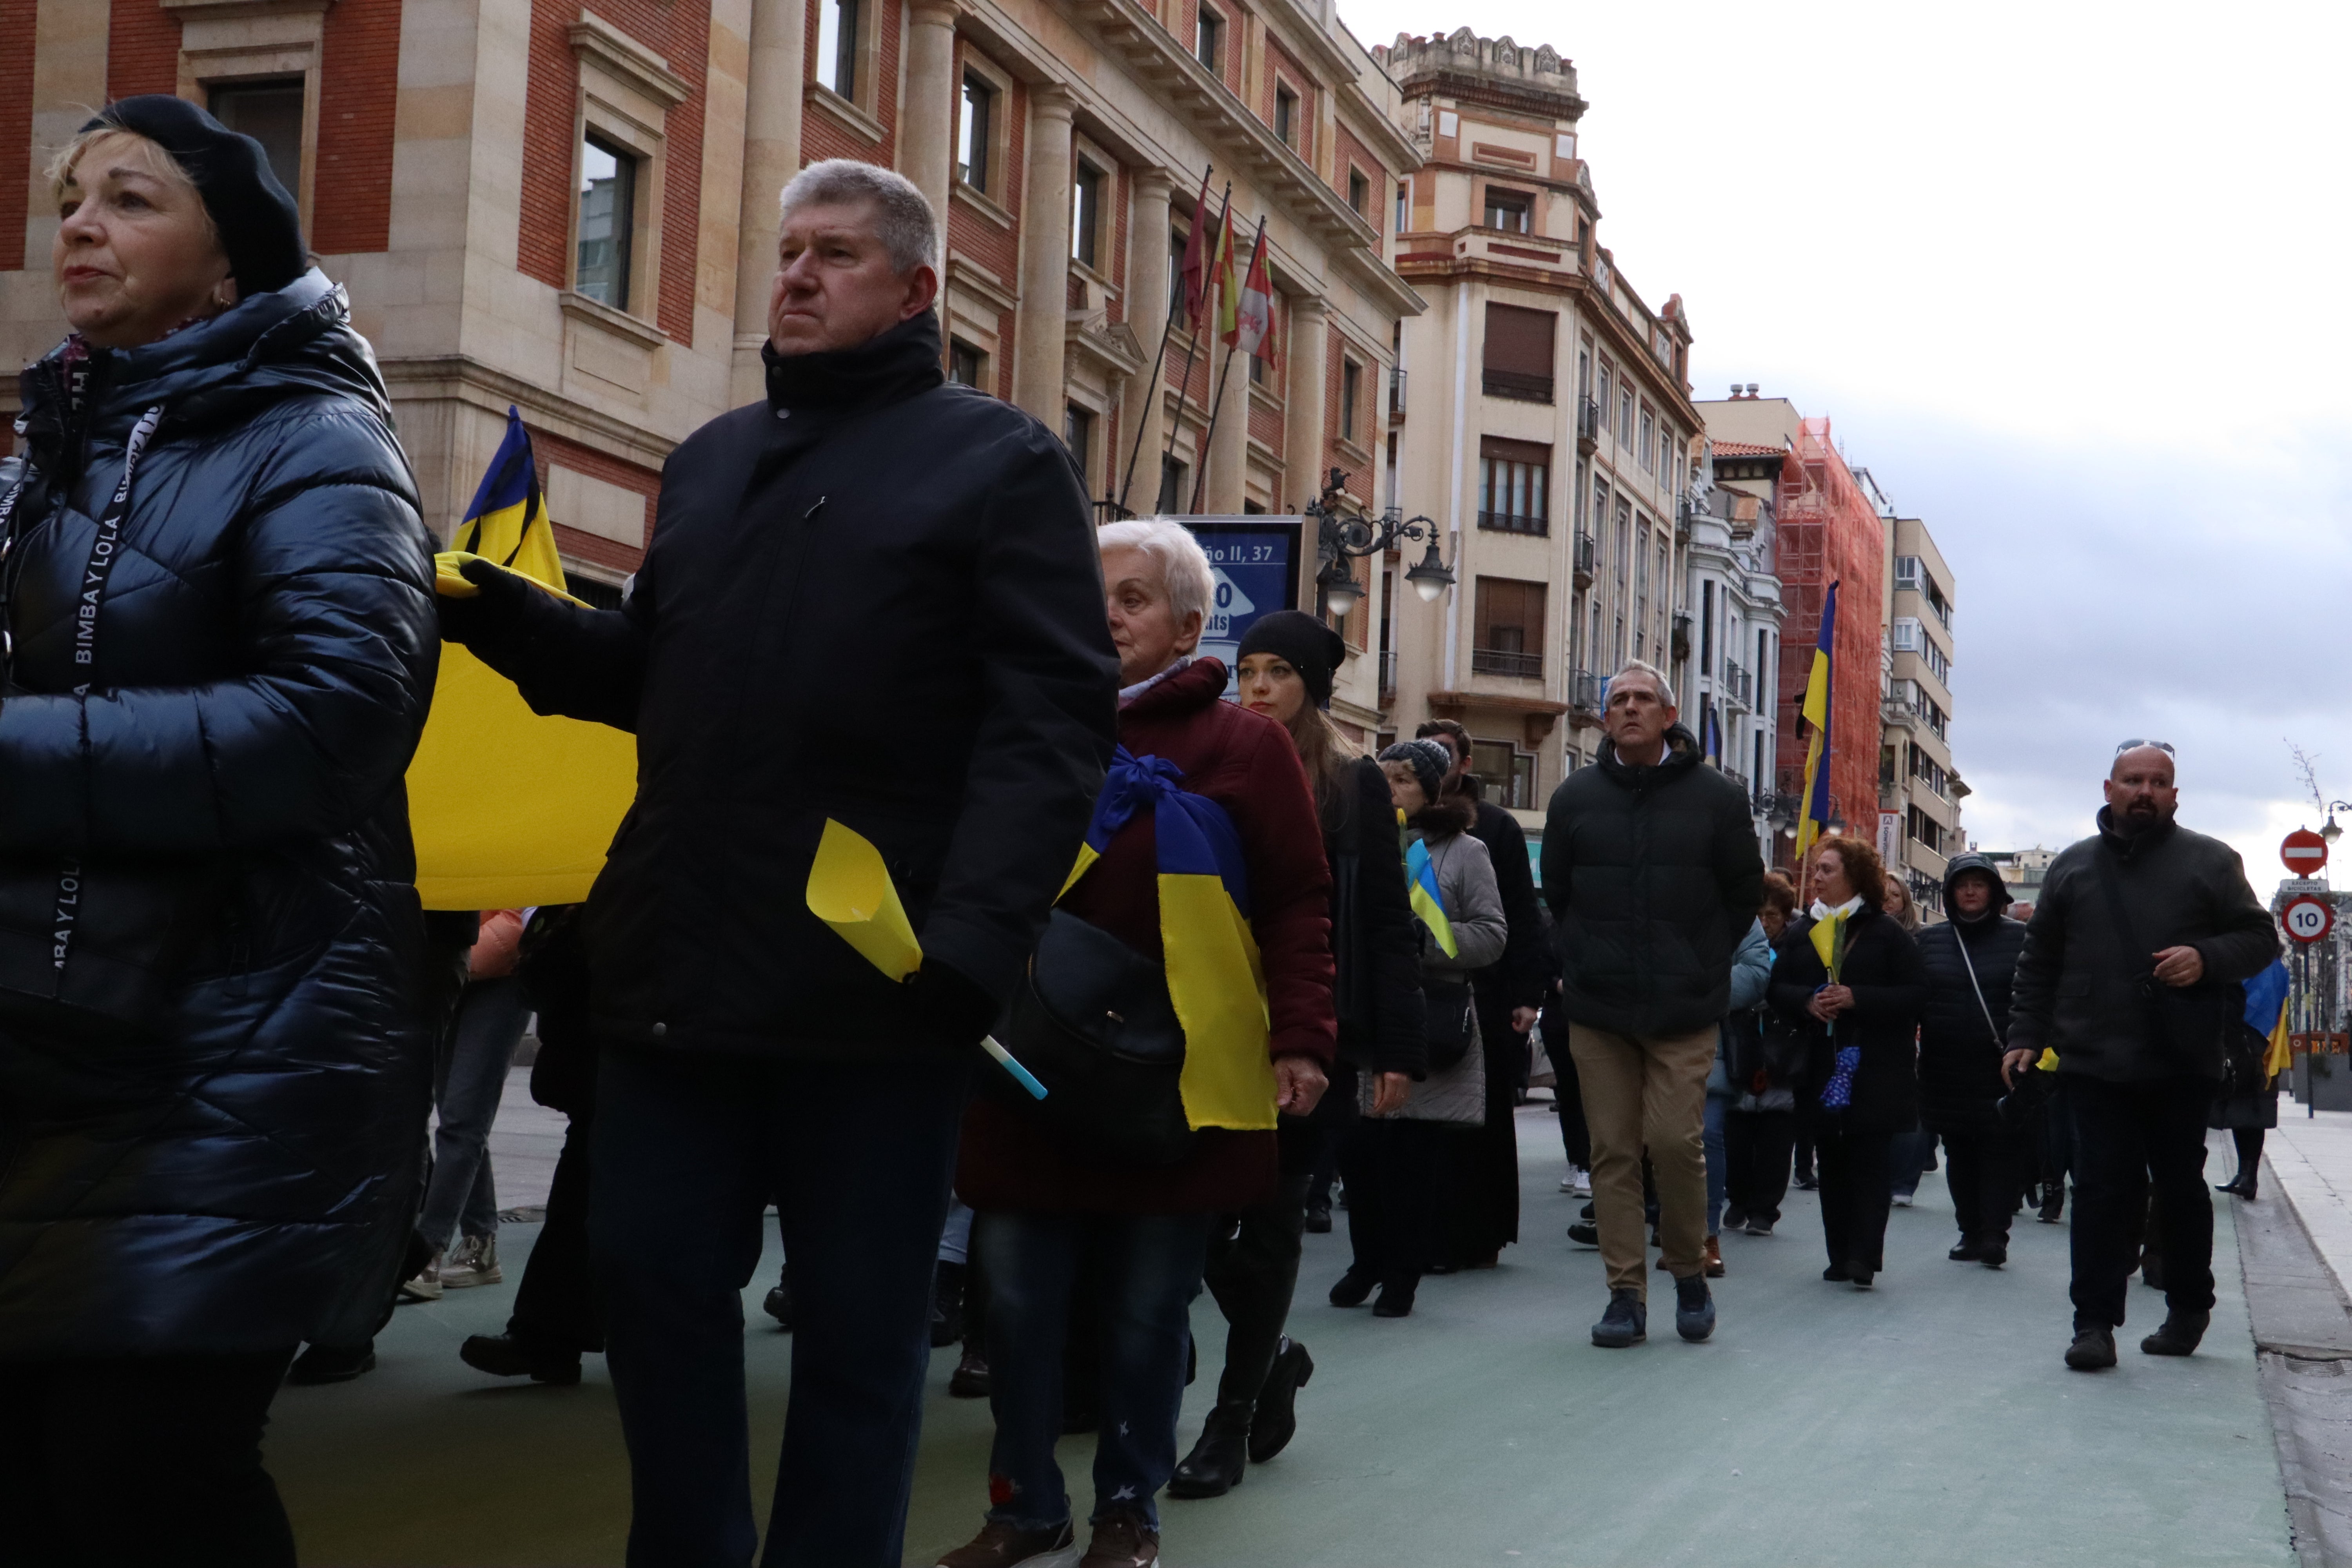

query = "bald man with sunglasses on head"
[{"left": 2003, "top": 741, "right": 2278, "bottom": 1372}]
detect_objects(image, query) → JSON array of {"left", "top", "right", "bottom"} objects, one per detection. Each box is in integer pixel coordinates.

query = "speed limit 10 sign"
[{"left": 2283, "top": 895, "right": 2336, "bottom": 945}]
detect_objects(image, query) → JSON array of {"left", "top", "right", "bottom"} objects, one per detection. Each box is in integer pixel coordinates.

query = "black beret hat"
[
  {"left": 1235, "top": 608, "right": 1347, "bottom": 708},
  {"left": 81, "top": 96, "right": 307, "bottom": 297}
]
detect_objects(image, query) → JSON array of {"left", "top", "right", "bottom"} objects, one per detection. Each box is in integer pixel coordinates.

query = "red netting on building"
[{"left": 1773, "top": 416, "right": 1885, "bottom": 867}]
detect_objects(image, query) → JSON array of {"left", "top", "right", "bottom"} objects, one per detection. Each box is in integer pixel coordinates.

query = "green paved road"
[{"left": 271, "top": 1111, "right": 2292, "bottom": 1567}]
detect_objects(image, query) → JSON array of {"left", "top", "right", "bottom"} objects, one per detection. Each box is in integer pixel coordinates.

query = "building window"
[
  {"left": 1481, "top": 302, "right": 1555, "bottom": 403},
  {"left": 1483, "top": 186, "right": 1532, "bottom": 234},
  {"left": 575, "top": 133, "right": 639, "bottom": 309},
  {"left": 948, "top": 339, "right": 985, "bottom": 388},
  {"left": 1639, "top": 408, "right": 1655, "bottom": 472},
  {"left": 1159, "top": 454, "right": 1189, "bottom": 514},
  {"left": 1341, "top": 359, "right": 1362, "bottom": 442},
  {"left": 959, "top": 73, "right": 994, "bottom": 192},
  {"left": 1477, "top": 437, "right": 1550, "bottom": 535},
  {"left": 1348, "top": 167, "right": 1369, "bottom": 216},
  {"left": 1170, "top": 225, "right": 1188, "bottom": 318},
  {"left": 1472, "top": 577, "right": 1546, "bottom": 681},
  {"left": 817, "top": 0, "right": 859, "bottom": 98},
  {"left": 1275, "top": 83, "right": 1299, "bottom": 148},
  {"left": 1071, "top": 159, "right": 1103, "bottom": 268},
  {"left": 1470, "top": 739, "right": 1537, "bottom": 811},
  {"left": 1063, "top": 404, "right": 1093, "bottom": 481},
  {"left": 1395, "top": 181, "right": 1409, "bottom": 230},
  {"left": 1196, "top": 7, "right": 1223, "bottom": 73},
  {"left": 1618, "top": 387, "right": 1634, "bottom": 444},
  {"left": 208, "top": 78, "right": 305, "bottom": 198}
]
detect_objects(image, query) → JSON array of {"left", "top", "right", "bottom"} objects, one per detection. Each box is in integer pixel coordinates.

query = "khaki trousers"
[{"left": 1567, "top": 1021, "right": 1719, "bottom": 1298}]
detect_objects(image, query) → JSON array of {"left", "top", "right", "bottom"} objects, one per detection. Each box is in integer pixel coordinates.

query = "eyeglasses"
[{"left": 2112, "top": 739, "right": 2176, "bottom": 757}]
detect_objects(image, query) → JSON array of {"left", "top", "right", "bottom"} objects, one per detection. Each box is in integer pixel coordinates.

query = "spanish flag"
[
  {"left": 1405, "top": 835, "right": 1458, "bottom": 959},
  {"left": 1210, "top": 191, "right": 1240, "bottom": 343},
  {"left": 406, "top": 408, "right": 639, "bottom": 909},
  {"left": 1793, "top": 581, "right": 1839, "bottom": 871}
]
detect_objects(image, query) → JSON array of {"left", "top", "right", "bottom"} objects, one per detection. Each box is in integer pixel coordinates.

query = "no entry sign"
[
  {"left": 2283, "top": 895, "right": 2336, "bottom": 945},
  {"left": 2283, "top": 829, "right": 2329, "bottom": 877}
]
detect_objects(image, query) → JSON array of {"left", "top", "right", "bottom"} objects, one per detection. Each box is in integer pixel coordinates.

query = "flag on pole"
[
  {"left": 1179, "top": 169, "right": 1214, "bottom": 330},
  {"left": 407, "top": 409, "right": 639, "bottom": 909},
  {"left": 1792, "top": 581, "right": 1839, "bottom": 869},
  {"left": 1210, "top": 191, "right": 1240, "bottom": 341},
  {"left": 2246, "top": 958, "right": 2293, "bottom": 1082},
  {"left": 1227, "top": 218, "right": 1277, "bottom": 369}
]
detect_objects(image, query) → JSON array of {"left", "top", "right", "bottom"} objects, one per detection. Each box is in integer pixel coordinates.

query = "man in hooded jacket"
[
  {"left": 1916, "top": 853, "right": 2029, "bottom": 1268},
  {"left": 437, "top": 161, "right": 1118, "bottom": 1567},
  {"left": 1541, "top": 661, "right": 1764, "bottom": 1350}
]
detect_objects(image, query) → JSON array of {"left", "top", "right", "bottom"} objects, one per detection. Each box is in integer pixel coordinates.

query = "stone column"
[
  {"left": 1116, "top": 167, "right": 1173, "bottom": 512},
  {"left": 1282, "top": 294, "right": 1329, "bottom": 512},
  {"left": 1205, "top": 345, "right": 1248, "bottom": 513},
  {"left": 1012, "top": 84, "right": 1075, "bottom": 423},
  {"left": 902, "top": 0, "right": 963, "bottom": 241},
  {"left": 731, "top": 0, "right": 808, "bottom": 405}
]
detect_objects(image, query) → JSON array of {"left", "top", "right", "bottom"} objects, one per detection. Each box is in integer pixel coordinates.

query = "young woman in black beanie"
[{"left": 1169, "top": 610, "right": 1425, "bottom": 1498}]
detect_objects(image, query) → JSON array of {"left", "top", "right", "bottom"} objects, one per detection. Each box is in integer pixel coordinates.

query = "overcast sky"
[{"left": 1342, "top": 0, "right": 2352, "bottom": 889}]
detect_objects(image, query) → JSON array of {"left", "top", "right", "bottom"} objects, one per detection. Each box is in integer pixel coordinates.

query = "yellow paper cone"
[{"left": 807, "top": 819, "right": 924, "bottom": 980}]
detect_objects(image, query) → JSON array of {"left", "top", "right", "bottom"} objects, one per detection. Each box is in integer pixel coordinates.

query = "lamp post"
[{"left": 1305, "top": 467, "right": 1453, "bottom": 624}]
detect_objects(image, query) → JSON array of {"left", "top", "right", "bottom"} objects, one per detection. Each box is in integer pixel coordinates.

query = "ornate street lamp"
[{"left": 1305, "top": 467, "right": 1453, "bottom": 625}]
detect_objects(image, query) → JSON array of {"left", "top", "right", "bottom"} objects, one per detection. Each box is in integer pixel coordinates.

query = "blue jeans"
[
  {"left": 591, "top": 1046, "right": 972, "bottom": 1568},
  {"left": 1889, "top": 1126, "right": 1936, "bottom": 1199},
  {"left": 1703, "top": 1093, "right": 1729, "bottom": 1236},
  {"left": 978, "top": 1210, "right": 1215, "bottom": 1533},
  {"left": 418, "top": 976, "right": 530, "bottom": 1250}
]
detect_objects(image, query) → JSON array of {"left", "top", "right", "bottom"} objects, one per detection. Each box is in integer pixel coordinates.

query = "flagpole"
[
  {"left": 1151, "top": 178, "right": 1225, "bottom": 515},
  {"left": 1190, "top": 340, "right": 1243, "bottom": 514},
  {"left": 1190, "top": 216, "right": 1263, "bottom": 516},
  {"left": 1117, "top": 165, "right": 1210, "bottom": 515}
]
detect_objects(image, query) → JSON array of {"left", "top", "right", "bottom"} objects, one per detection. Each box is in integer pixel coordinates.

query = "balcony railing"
[
  {"left": 1882, "top": 695, "right": 1921, "bottom": 728},
  {"left": 1379, "top": 648, "right": 1397, "bottom": 695},
  {"left": 1472, "top": 646, "right": 1542, "bottom": 680},
  {"left": 1568, "top": 668, "right": 1607, "bottom": 720},
  {"left": 1477, "top": 509, "right": 1548, "bottom": 536},
  {"left": 1572, "top": 531, "right": 1595, "bottom": 586},
  {"left": 1717, "top": 658, "right": 1753, "bottom": 709},
  {"left": 1576, "top": 395, "right": 1601, "bottom": 451},
  {"left": 1482, "top": 369, "right": 1554, "bottom": 404},
  {"left": 1387, "top": 366, "right": 1406, "bottom": 419}
]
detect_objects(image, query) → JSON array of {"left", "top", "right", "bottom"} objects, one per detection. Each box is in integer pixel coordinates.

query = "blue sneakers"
[{"left": 1591, "top": 1290, "right": 1647, "bottom": 1348}]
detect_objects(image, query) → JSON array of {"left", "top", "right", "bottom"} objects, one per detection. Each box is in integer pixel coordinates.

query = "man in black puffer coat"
[
  {"left": 0, "top": 96, "right": 437, "bottom": 1568},
  {"left": 441, "top": 160, "right": 1117, "bottom": 1568},
  {"left": 2005, "top": 744, "right": 2278, "bottom": 1371},
  {"left": 1541, "top": 662, "right": 1764, "bottom": 1349},
  {"left": 1916, "top": 852, "right": 2029, "bottom": 1267}
]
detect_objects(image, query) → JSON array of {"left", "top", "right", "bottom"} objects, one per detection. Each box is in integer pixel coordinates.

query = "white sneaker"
[
  {"left": 399, "top": 1250, "right": 445, "bottom": 1303},
  {"left": 1892, "top": 1193, "right": 1915, "bottom": 1209},
  {"left": 1567, "top": 1166, "right": 1592, "bottom": 1197},
  {"left": 439, "top": 1233, "right": 503, "bottom": 1289}
]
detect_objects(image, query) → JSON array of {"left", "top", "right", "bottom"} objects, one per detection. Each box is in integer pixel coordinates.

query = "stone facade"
[{"left": 1879, "top": 512, "right": 1965, "bottom": 914}]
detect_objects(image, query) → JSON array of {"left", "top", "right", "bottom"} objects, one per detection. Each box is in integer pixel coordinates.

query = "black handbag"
[
  {"left": 1423, "top": 977, "right": 1476, "bottom": 1072},
  {"left": 990, "top": 908, "right": 1194, "bottom": 1165},
  {"left": 0, "top": 410, "right": 215, "bottom": 1040}
]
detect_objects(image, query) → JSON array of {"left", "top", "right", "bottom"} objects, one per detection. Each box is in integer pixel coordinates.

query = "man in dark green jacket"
[
  {"left": 2004, "top": 743, "right": 2279, "bottom": 1372},
  {"left": 1542, "top": 662, "right": 1765, "bottom": 1349}
]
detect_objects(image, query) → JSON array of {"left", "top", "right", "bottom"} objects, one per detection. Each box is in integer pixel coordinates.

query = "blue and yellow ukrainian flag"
[
  {"left": 2247, "top": 958, "right": 2293, "bottom": 1082},
  {"left": 1793, "top": 581, "right": 1839, "bottom": 871},
  {"left": 1405, "top": 835, "right": 1458, "bottom": 959},
  {"left": 407, "top": 408, "right": 638, "bottom": 909}
]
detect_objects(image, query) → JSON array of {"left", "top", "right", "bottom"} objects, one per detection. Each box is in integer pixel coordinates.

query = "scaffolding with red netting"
[{"left": 1773, "top": 416, "right": 1886, "bottom": 872}]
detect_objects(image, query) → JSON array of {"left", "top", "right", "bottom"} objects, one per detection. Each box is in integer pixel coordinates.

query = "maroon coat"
[{"left": 958, "top": 658, "right": 1337, "bottom": 1213}]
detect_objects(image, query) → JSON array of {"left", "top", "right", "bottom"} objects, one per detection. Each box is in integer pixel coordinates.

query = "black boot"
[
  {"left": 459, "top": 1331, "right": 583, "bottom": 1385},
  {"left": 1168, "top": 1401, "right": 1253, "bottom": 1498},
  {"left": 1249, "top": 1338, "right": 1315, "bottom": 1463},
  {"left": 2140, "top": 1310, "right": 2209, "bottom": 1357}
]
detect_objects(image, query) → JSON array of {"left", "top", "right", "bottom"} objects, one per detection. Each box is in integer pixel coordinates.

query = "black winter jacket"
[
  {"left": 1326, "top": 755, "right": 1425, "bottom": 1076},
  {"left": 1465, "top": 792, "right": 1547, "bottom": 1051},
  {"left": 458, "top": 312, "right": 1119, "bottom": 1057},
  {"left": 2009, "top": 809, "right": 2279, "bottom": 1082},
  {"left": 0, "top": 273, "right": 440, "bottom": 1356},
  {"left": 1770, "top": 906, "right": 1924, "bottom": 1134},
  {"left": 1541, "top": 726, "right": 1767, "bottom": 1036},
  {"left": 1916, "top": 910, "right": 2027, "bottom": 1134}
]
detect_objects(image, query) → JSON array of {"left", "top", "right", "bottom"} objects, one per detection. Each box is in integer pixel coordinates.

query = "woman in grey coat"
[{"left": 1330, "top": 740, "right": 1506, "bottom": 1318}]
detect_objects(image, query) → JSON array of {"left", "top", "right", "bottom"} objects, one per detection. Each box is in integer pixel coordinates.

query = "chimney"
[
  {"left": 1745, "top": 383, "right": 1759, "bottom": 397},
  {"left": 1728, "top": 384, "right": 1740, "bottom": 398}
]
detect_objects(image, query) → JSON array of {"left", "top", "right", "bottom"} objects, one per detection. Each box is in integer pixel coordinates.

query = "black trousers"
[
  {"left": 1813, "top": 1119, "right": 1894, "bottom": 1273},
  {"left": 1554, "top": 1051, "right": 1592, "bottom": 1169},
  {"left": 1341, "top": 1118, "right": 1437, "bottom": 1288},
  {"left": 510, "top": 1111, "right": 604, "bottom": 1352},
  {"left": 2067, "top": 1074, "right": 2216, "bottom": 1331},
  {"left": 0, "top": 1349, "right": 297, "bottom": 1568},
  {"left": 1201, "top": 1171, "right": 1310, "bottom": 1409},
  {"left": 1942, "top": 1124, "right": 2021, "bottom": 1245},
  {"left": 1723, "top": 1109, "right": 1796, "bottom": 1226}
]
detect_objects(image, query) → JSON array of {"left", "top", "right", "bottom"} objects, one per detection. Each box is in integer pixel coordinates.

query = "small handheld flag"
[{"left": 1406, "top": 837, "right": 1459, "bottom": 959}]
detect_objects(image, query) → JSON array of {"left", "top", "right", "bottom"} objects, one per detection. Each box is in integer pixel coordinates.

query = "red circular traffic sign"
[
  {"left": 2284, "top": 829, "right": 2330, "bottom": 876},
  {"left": 2283, "top": 895, "right": 2336, "bottom": 945}
]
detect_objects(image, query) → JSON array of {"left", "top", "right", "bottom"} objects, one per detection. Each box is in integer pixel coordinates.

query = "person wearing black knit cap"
[
  {"left": 1169, "top": 610, "right": 1425, "bottom": 1498},
  {"left": 0, "top": 100, "right": 436, "bottom": 1566}
]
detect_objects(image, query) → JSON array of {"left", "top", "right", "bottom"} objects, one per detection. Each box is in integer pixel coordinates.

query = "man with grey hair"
[
  {"left": 1540, "top": 659, "right": 1764, "bottom": 1349},
  {"left": 438, "top": 156, "right": 1119, "bottom": 1566}
]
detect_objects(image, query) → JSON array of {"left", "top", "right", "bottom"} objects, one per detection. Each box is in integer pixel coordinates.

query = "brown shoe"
[
  {"left": 934, "top": 1517, "right": 1075, "bottom": 1568},
  {"left": 1078, "top": 1510, "right": 1160, "bottom": 1568},
  {"left": 1704, "top": 1236, "right": 1726, "bottom": 1278}
]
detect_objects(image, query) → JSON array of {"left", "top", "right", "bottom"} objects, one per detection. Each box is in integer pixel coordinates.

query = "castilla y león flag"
[{"left": 405, "top": 407, "right": 637, "bottom": 909}]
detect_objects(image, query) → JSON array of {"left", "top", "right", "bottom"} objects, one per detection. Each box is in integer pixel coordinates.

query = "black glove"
[
  {"left": 436, "top": 556, "right": 539, "bottom": 648},
  {"left": 905, "top": 958, "right": 999, "bottom": 1051}
]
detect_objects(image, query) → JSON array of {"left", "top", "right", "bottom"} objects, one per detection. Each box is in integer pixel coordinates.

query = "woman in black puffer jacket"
[
  {"left": 0, "top": 100, "right": 436, "bottom": 1566},
  {"left": 1915, "top": 852, "right": 2029, "bottom": 1267}
]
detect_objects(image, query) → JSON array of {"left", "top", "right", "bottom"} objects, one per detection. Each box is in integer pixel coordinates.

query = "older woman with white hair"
[
  {"left": 942, "top": 519, "right": 1335, "bottom": 1568},
  {"left": 0, "top": 97, "right": 438, "bottom": 1565}
]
